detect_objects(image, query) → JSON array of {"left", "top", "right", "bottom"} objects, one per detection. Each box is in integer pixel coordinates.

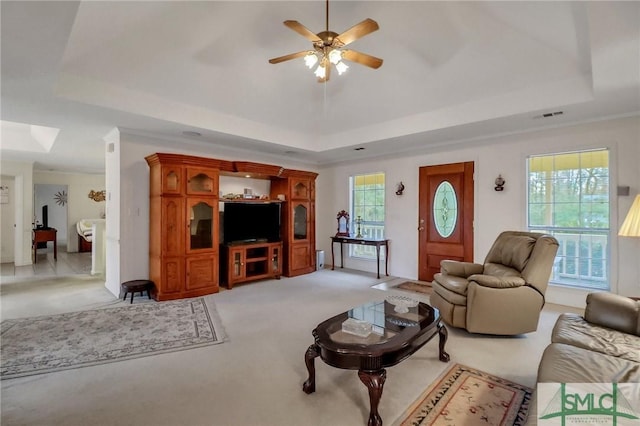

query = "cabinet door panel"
[
  {"left": 186, "top": 198, "right": 218, "bottom": 253},
  {"left": 162, "top": 198, "right": 184, "bottom": 256},
  {"left": 270, "top": 244, "right": 282, "bottom": 276},
  {"left": 292, "top": 202, "right": 309, "bottom": 241},
  {"left": 291, "top": 179, "right": 310, "bottom": 200},
  {"left": 162, "top": 257, "right": 184, "bottom": 294},
  {"left": 186, "top": 255, "right": 218, "bottom": 290},
  {"left": 186, "top": 168, "right": 218, "bottom": 195},
  {"left": 162, "top": 166, "right": 184, "bottom": 195},
  {"left": 229, "top": 249, "right": 245, "bottom": 282},
  {"left": 291, "top": 244, "right": 311, "bottom": 271}
]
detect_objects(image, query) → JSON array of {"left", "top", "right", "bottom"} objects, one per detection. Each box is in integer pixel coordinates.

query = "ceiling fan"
[{"left": 268, "top": 0, "right": 383, "bottom": 83}]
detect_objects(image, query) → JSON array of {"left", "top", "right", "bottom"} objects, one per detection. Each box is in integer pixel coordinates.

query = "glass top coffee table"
[{"left": 303, "top": 298, "right": 449, "bottom": 426}]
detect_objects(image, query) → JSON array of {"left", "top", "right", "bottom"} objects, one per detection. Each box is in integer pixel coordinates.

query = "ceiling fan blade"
[
  {"left": 334, "top": 18, "right": 379, "bottom": 47},
  {"left": 284, "top": 20, "right": 321, "bottom": 42},
  {"left": 341, "top": 50, "right": 383, "bottom": 69},
  {"left": 269, "top": 51, "right": 309, "bottom": 64}
]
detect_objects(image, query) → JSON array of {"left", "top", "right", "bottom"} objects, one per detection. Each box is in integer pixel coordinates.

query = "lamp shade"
[{"left": 619, "top": 195, "right": 640, "bottom": 237}]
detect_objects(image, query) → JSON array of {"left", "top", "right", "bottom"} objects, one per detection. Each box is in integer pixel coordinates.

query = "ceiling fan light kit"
[{"left": 269, "top": 0, "right": 383, "bottom": 83}]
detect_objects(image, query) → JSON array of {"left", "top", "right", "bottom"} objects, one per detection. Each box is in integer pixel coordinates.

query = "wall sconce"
[
  {"left": 396, "top": 182, "right": 405, "bottom": 196},
  {"left": 494, "top": 175, "right": 505, "bottom": 192}
]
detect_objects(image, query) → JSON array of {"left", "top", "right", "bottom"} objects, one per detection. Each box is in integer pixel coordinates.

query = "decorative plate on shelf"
[{"left": 385, "top": 295, "right": 419, "bottom": 313}]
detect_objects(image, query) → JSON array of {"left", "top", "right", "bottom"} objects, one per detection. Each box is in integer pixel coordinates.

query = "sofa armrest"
[
  {"left": 468, "top": 274, "right": 526, "bottom": 289},
  {"left": 440, "top": 260, "right": 484, "bottom": 278},
  {"left": 585, "top": 292, "right": 640, "bottom": 336}
]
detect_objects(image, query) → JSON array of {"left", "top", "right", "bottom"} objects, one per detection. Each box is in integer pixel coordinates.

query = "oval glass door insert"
[{"left": 433, "top": 181, "right": 458, "bottom": 238}]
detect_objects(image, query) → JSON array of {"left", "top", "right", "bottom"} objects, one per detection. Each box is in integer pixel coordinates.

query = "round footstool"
[{"left": 121, "top": 280, "right": 154, "bottom": 304}]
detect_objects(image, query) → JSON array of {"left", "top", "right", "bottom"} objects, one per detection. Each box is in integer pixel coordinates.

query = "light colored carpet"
[
  {"left": 396, "top": 363, "right": 532, "bottom": 425},
  {"left": 0, "top": 269, "right": 583, "bottom": 426},
  {"left": 1, "top": 298, "right": 225, "bottom": 379}
]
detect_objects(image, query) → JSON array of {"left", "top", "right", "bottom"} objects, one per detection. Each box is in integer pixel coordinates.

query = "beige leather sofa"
[
  {"left": 526, "top": 292, "right": 640, "bottom": 424},
  {"left": 431, "top": 231, "right": 559, "bottom": 335}
]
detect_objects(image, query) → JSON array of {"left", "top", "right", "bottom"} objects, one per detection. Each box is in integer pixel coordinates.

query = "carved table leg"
[
  {"left": 358, "top": 369, "right": 387, "bottom": 426},
  {"left": 303, "top": 344, "right": 320, "bottom": 394},
  {"left": 438, "top": 323, "right": 450, "bottom": 362}
]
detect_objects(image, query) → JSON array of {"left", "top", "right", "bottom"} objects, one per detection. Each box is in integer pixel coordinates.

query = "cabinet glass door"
[
  {"left": 233, "top": 251, "right": 243, "bottom": 279},
  {"left": 189, "top": 200, "right": 214, "bottom": 250},
  {"left": 271, "top": 245, "right": 280, "bottom": 274},
  {"left": 293, "top": 204, "right": 308, "bottom": 240}
]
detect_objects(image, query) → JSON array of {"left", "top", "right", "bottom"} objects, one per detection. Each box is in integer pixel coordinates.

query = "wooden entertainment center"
[{"left": 146, "top": 153, "right": 318, "bottom": 301}]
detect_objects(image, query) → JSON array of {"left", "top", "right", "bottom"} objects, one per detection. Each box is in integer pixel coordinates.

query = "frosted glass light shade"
[
  {"left": 335, "top": 61, "right": 349, "bottom": 75},
  {"left": 304, "top": 53, "right": 318, "bottom": 69}
]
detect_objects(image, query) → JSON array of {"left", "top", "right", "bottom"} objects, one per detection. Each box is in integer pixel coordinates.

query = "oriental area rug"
[
  {"left": 396, "top": 363, "right": 533, "bottom": 426},
  {"left": 1, "top": 298, "right": 225, "bottom": 379},
  {"left": 394, "top": 281, "right": 433, "bottom": 295}
]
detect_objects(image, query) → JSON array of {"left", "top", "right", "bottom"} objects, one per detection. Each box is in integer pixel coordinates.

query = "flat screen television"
[
  {"left": 222, "top": 202, "right": 281, "bottom": 244},
  {"left": 42, "top": 205, "right": 49, "bottom": 229}
]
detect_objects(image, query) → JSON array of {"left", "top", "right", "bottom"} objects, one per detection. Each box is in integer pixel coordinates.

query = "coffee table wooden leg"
[
  {"left": 303, "top": 344, "right": 320, "bottom": 394},
  {"left": 358, "top": 369, "right": 386, "bottom": 426},
  {"left": 438, "top": 323, "right": 450, "bottom": 362}
]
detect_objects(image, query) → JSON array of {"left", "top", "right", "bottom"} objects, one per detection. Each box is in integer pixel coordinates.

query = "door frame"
[{"left": 418, "top": 162, "right": 474, "bottom": 281}]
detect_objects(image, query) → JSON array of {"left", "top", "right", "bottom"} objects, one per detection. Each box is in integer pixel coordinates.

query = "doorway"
[
  {"left": 34, "top": 184, "right": 68, "bottom": 242},
  {"left": 0, "top": 176, "right": 15, "bottom": 264},
  {"left": 418, "top": 162, "right": 474, "bottom": 281}
]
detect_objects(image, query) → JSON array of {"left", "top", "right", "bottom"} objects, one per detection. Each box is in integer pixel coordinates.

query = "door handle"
[{"left": 418, "top": 218, "right": 425, "bottom": 231}]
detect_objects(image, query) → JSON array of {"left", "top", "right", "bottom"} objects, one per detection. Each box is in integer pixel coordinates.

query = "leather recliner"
[{"left": 430, "top": 231, "right": 559, "bottom": 335}]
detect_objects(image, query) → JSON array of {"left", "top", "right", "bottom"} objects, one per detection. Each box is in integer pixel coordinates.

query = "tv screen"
[{"left": 222, "top": 202, "right": 281, "bottom": 244}]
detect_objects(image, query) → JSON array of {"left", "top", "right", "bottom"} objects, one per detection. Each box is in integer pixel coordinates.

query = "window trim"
[
  {"left": 525, "top": 148, "right": 613, "bottom": 291},
  {"left": 349, "top": 172, "right": 386, "bottom": 261}
]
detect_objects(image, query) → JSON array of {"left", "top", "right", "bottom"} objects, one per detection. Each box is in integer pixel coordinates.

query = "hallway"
[{"left": 0, "top": 245, "right": 92, "bottom": 281}]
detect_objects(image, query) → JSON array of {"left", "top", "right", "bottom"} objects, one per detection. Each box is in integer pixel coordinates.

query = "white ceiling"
[{"left": 1, "top": 1, "right": 639, "bottom": 174}]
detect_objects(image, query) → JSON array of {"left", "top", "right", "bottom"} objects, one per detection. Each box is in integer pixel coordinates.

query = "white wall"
[
  {"left": 0, "top": 160, "right": 33, "bottom": 266},
  {"left": 316, "top": 116, "right": 640, "bottom": 307},
  {"left": 33, "top": 172, "right": 106, "bottom": 251},
  {"left": 113, "top": 117, "right": 639, "bottom": 308},
  {"left": 0, "top": 176, "right": 16, "bottom": 262},
  {"left": 105, "top": 128, "right": 121, "bottom": 296}
]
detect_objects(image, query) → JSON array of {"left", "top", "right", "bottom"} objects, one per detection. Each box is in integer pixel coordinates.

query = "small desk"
[
  {"left": 33, "top": 228, "right": 57, "bottom": 263},
  {"left": 331, "top": 237, "right": 389, "bottom": 279}
]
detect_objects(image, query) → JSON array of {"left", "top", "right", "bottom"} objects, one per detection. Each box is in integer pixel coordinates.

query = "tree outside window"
[
  {"left": 527, "top": 149, "right": 610, "bottom": 290},
  {"left": 350, "top": 173, "right": 385, "bottom": 259}
]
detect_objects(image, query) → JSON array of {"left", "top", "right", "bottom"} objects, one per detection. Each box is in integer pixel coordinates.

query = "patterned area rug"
[
  {"left": 397, "top": 363, "right": 533, "bottom": 426},
  {"left": 394, "top": 281, "right": 433, "bottom": 295},
  {"left": 1, "top": 298, "right": 225, "bottom": 379}
]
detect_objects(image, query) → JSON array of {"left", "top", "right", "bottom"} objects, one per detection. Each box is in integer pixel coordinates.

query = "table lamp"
[{"left": 619, "top": 195, "right": 640, "bottom": 237}]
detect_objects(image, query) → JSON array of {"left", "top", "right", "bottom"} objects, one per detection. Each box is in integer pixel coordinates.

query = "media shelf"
[{"left": 220, "top": 241, "right": 283, "bottom": 289}]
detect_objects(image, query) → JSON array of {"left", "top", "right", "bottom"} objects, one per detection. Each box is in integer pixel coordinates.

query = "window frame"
[
  {"left": 349, "top": 172, "right": 386, "bottom": 260},
  {"left": 526, "top": 148, "right": 612, "bottom": 291}
]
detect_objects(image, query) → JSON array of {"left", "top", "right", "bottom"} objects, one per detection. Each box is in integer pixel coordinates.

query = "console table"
[
  {"left": 33, "top": 228, "right": 57, "bottom": 264},
  {"left": 330, "top": 237, "right": 389, "bottom": 279}
]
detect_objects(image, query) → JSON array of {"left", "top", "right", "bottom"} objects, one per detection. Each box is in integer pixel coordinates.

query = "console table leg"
[
  {"left": 375, "top": 245, "right": 381, "bottom": 279},
  {"left": 331, "top": 241, "right": 335, "bottom": 270},
  {"left": 358, "top": 369, "right": 386, "bottom": 426},
  {"left": 438, "top": 323, "right": 450, "bottom": 362},
  {"left": 303, "top": 344, "right": 320, "bottom": 394}
]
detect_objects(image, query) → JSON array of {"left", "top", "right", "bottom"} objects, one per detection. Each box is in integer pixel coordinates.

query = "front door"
[{"left": 418, "top": 162, "right": 474, "bottom": 281}]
